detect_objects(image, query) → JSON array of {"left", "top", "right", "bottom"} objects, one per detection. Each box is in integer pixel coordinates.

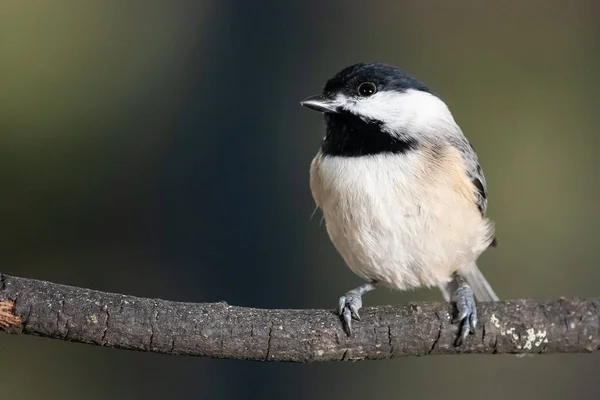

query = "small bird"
[{"left": 301, "top": 63, "right": 498, "bottom": 344}]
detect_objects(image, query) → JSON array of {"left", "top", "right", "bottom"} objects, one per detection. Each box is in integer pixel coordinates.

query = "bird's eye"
[{"left": 357, "top": 82, "right": 377, "bottom": 97}]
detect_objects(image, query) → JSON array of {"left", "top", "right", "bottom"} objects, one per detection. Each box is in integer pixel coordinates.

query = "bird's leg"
[
  {"left": 449, "top": 272, "right": 477, "bottom": 345},
  {"left": 338, "top": 281, "right": 377, "bottom": 336}
]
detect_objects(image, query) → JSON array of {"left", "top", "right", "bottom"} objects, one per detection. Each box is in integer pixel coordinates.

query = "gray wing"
[
  {"left": 454, "top": 138, "right": 497, "bottom": 246},
  {"left": 452, "top": 137, "right": 488, "bottom": 216},
  {"left": 467, "top": 158, "right": 488, "bottom": 216}
]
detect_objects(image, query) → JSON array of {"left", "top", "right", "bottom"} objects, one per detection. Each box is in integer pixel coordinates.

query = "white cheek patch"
[{"left": 339, "top": 89, "right": 456, "bottom": 136}]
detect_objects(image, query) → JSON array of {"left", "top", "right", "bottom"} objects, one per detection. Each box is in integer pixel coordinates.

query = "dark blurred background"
[{"left": 1, "top": 0, "right": 600, "bottom": 399}]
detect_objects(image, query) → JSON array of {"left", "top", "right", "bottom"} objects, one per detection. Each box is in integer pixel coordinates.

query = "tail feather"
[
  {"left": 461, "top": 263, "right": 499, "bottom": 302},
  {"left": 438, "top": 263, "right": 499, "bottom": 302}
]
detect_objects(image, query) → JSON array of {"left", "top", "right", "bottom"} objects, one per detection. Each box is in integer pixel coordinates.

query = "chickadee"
[{"left": 301, "top": 63, "right": 498, "bottom": 344}]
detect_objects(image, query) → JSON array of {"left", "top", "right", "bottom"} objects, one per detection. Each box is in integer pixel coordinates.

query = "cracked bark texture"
[{"left": 0, "top": 273, "right": 599, "bottom": 361}]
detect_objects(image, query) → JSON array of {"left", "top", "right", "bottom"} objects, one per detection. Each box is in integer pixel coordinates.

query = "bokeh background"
[{"left": 1, "top": 0, "right": 600, "bottom": 399}]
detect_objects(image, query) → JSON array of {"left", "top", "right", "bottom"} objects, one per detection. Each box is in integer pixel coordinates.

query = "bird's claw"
[
  {"left": 338, "top": 290, "right": 364, "bottom": 336},
  {"left": 452, "top": 283, "right": 477, "bottom": 345}
]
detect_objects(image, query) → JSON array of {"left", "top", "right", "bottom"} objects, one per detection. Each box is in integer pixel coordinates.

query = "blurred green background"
[{"left": 1, "top": 0, "right": 599, "bottom": 399}]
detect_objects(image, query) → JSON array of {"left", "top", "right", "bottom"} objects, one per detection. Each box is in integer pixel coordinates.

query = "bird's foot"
[
  {"left": 338, "top": 282, "right": 376, "bottom": 336},
  {"left": 451, "top": 276, "right": 477, "bottom": 345}
]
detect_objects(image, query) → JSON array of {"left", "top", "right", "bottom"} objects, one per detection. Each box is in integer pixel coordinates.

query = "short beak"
[{"left": 300, "top": 94, "right": 338, "bottom": 113}]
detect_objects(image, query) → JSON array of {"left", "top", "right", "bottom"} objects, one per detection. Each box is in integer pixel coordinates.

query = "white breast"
[{"left": 310, "top": 148, "right": 494, "bottom": 291}]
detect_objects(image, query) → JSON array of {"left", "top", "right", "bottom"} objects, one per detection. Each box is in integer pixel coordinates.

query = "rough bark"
[{"left": 0, "top": 273, "right": 598, "bottom": 361}]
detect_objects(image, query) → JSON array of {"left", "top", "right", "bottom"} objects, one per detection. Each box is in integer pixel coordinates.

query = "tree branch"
[{"left": 0, "top": 273, "right": 598, "bottom": 361}]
